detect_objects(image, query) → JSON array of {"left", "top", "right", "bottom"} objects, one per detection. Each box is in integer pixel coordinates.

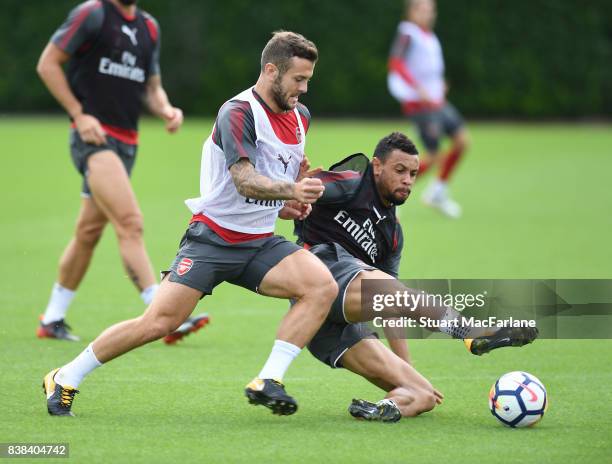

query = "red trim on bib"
[{"left": 190, "top": 214, "right": 273, "bottom": 244}]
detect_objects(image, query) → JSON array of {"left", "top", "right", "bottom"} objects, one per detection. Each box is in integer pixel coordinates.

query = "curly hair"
[{"left": 373, "top": 132, "right": 419, "bottom": 160}]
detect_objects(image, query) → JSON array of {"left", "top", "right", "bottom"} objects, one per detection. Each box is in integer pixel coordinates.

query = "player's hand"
[
  {"left": 293, "top": 177, "right": 324, "bottom": 204},
  {"left": 163, "top": 106, "right": 183, "bottom": 133},
  {"left": 74, "top": 113, "right": 107, "bottom": 146},
  {"left": 279, "top": 201, "right": 312, "bottom": 220},
  {"left": 434, "top": 388, "right": 444, "bottom": 405},
  {"left": 416, "top": 86, "right": 435, "bottom": 108},
  {"left": 297, "top": 156, "right": 323, "bottom": 181}
]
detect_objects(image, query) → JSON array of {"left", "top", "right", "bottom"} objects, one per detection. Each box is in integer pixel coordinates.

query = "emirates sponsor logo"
[
  {"left": 98, "top": 51, "right": 145, "bottom": 83},
  {"left": 245, "top": 197, "right": 285, "bottom": 208},
  {"left": 177, "top": 258, "right": 193, "bottom": 276},
  {"left": 333, "top": 210, "right": 378, "bottom": 262}
]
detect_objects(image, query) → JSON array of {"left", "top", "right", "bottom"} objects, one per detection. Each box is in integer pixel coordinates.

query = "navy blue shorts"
[{"left": 306, "top": 243, "right": 378, "bottom": 368}]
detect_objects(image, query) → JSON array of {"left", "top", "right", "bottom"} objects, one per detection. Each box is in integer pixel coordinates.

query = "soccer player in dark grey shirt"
[
  {"left": 296, "top": 132, "right": 538, "bottom": 422},
  {"left": 36, "top": 0, "right": 185, "bottom": 342}
]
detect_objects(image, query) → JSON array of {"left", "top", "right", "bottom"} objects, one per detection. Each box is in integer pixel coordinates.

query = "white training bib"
[
  {"left": 388, "top": 21, "right": 445, "bottom": 104},
  {"left": 185, "top": 87, "right": 305, "bottom": 234}
]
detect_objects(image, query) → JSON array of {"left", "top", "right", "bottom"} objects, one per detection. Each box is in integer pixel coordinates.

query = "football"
[{"left": 489, "top": 371, "right": 547, "bottom": 428}]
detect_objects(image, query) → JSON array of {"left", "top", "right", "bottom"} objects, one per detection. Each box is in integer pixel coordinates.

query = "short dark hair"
[
  {"left": 261, "top": 31, "right": 318, "bottom": 74},
  {"left": 373, "top": 132, "right": 419, "bottom": 161}
]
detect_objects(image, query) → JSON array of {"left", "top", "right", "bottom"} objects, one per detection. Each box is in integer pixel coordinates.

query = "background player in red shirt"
[{"left": 388, "top": 0, "right": 469, "bottom": 218}]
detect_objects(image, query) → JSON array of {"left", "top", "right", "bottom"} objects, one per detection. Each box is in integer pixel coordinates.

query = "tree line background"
[{"left": 1, "top": 0, "right": 610, "bottom": 118}]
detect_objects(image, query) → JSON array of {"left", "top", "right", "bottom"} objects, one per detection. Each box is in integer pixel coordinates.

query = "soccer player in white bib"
[
  {"left": 388, "top": 0, "right": 469, "bottom": 218},
  {"left": 42, "top": 31, "right": 338, "bottom": 417}
]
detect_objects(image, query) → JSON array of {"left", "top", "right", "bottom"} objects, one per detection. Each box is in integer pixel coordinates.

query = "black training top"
[
  {"left": 51, "top": 0, "right": 160, "bottom": 131},
  {"left": 297, "top": 155, "right": 403, "bottom": 277}
]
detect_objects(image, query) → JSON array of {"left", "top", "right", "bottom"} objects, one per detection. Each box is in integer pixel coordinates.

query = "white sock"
[
  {"left": 55, "top": 343, "right": 102, "bottom": 388},
  {"left": 140, "top": 284, "right": 159, "bottom": 305},
  {"left": 429, "top": 179, "right": 447, "bottom": 199},
  {"left": 258, "top": 340, "right": 302, "bottom": 381},
  {"left": 42, "top": 283, "right": 76, "bottom": 324}
]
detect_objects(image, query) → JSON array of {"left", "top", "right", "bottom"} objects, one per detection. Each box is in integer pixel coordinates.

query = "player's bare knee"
[
  {"left": 143, "top": 316, "right": 177, "bottom": 341},
  {"left": 298, "top": 273, "right": 337, "bottom": 304},
  {"left": 310, "top": 277, "right": 337, "bottom": 318},
  {"left": 317, "top": 276, "right": 338, "bottom": 305},
  {"left": 76, "top": 222, "right": 104, "bottom": 248},
  {"left": 115, "top": 212, "right": 144, "bottom": 241}
]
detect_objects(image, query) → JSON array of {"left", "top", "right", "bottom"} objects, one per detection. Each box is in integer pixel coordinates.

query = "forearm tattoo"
[{"left": 230, "top": 159, "right": 294, "bottom": 200}]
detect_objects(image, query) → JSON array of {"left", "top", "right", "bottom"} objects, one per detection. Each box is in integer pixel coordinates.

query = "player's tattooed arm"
[
  {"left": 230, "top": 159, "right": 293, "bottom": 199},
  {"left": 230, "top": 159, "right": 324, "bottom": 203}
]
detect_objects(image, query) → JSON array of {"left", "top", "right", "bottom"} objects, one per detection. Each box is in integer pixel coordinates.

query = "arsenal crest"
[
  {"left": 177, "top": 257, "right": 193, "bottom": 276},
  {"left": 295, "top": 126, "right": 302, "bottom": 144}
]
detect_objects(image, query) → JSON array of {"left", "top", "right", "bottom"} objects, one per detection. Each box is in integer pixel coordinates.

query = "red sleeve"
[
  {"left": 388, "top": 57, "right": 417, "bottom": 87},
  {"left": 51, "top": 0, "right": 103, "bottom": 55},
  {"left": 142, "top": 12, "right": 161, "bottom": 76},
  {"left": 314, "top": 171, "right": 362, "bottom": 204},
  {"left": 388, "top": 32, "right": 417, "bottom": 87}
]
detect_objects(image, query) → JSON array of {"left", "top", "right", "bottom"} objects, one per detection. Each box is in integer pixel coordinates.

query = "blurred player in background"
[
  {"left": 387, "top": 0, "right": 468, "bottom": 218},
  {"left": 35, "top": 0, "right": 207, "bottom": 342},
  {"left": 43, "top": 31, "right": 339, "bottom": 418},
  {"left": 296, "top": 132, "right": 537, "bottom": 422}
]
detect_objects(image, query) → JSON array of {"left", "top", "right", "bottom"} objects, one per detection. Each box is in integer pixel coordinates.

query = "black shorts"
[
  {"left": 409, "top": 102, "right": 465, "bottom": 152},
  {"left": 69, "top": 129, "right": 137, "bottom": 197},
  {"left": 306, "top": 243, "right": 378, "bottom": 368},
  {"left": 167, "top": 221, "right": 301, "bottom": 296}
]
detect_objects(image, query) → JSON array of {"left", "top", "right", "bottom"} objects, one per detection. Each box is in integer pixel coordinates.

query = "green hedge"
[{"left": 1, "top": 0, "right": 610, "bottom": 117}]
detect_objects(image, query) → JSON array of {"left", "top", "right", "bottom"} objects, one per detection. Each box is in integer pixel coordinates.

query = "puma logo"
[
  {"left": 373, "top": 206, "right": 387, "bottom": 225},
  {"left": 277, "top": 154, "right": 292, "bottom": 174},
  {"left": 121, "top": 25, "right": 138, "bottom": 46}
]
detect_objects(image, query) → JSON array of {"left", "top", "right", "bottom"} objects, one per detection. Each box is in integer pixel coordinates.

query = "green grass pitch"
[{"left": 1, "top": 117, "right": 611, "bottom": 462}]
